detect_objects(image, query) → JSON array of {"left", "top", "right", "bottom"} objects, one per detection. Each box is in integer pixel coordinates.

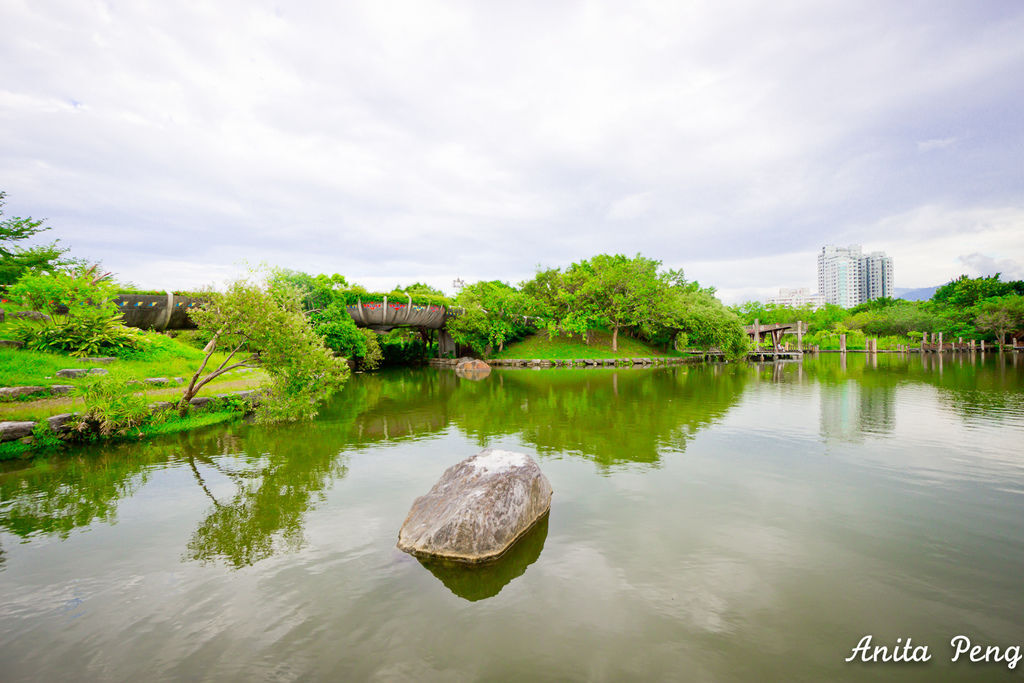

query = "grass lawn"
[
  {"left": 490, "top": 330, "right": 686, "bottom": 360},
  {"left": 0, "top": 345, "right": 251, "bottom": 387},
  {"left": 0, "top": 321, "right": 268, "bottom": 419}
]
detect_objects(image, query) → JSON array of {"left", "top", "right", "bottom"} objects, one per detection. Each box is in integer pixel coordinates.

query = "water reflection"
[
  {"left": 418, "top": 514, "right": 549, "bottom": 601},
  {"left": 451, "top": 366, "right": 748, "bottom": 468},
  {"left": 1, "top": 354, "right": 1020, "bottom": 572},
  {"left": 183, "top": 426, "right": 350, "bottom": 568}
]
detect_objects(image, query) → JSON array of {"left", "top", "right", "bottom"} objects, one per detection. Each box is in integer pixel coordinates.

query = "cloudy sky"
[{"left": 2, "top": 0, "right": 1023, "bottom": 302}]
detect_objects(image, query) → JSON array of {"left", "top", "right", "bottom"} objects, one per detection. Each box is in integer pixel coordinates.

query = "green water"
[{"left": 2, "top": 353, "right": 1023, "bottom": 681}]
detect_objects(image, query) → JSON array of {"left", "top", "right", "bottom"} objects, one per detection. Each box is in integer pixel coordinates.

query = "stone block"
[
  {"left": 0, "top": 340, "right": 24, "bottom": 350},
  {"left": 0, "top": 386, "right": 46, "bottom": 399},
  {"left": 88, "top": 368, "right": 108, "bottom": 375},
  {"left": 0, "top": 421, "right": 36, "bottom": 442},
  {"left": 56, "top": 369, "right": 88, "bottom": 378},
  {"left": 46, "top": 413, "right": 79, "bottom": 434}
]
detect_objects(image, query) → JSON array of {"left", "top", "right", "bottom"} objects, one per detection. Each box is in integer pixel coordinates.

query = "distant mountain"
[{"left": 894, "top": 286, "right": 939, "bottom": 301}]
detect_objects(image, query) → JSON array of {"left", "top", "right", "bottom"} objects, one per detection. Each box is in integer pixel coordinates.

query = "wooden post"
[
  {"left": 938, "top": 332, "right": 943, "bottom": 351},
  {"left": 981, "top": 340, "right": 986, "bottom": 352},
  {"left": 797, "top": 320, "right": 804, "bottom": 352},
  {"left": 840, "top": 333, "right": 847, "bottom": 354},
  {"left": 753, "top": 318, "right": 760, "bottom": 349}
]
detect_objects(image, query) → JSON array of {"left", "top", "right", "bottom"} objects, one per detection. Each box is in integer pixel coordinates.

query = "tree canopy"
[
  {"left": 183, "top": 275, "right": 350, "bottom": 422},
  {"left": 0, "top": 190, "right": 75, "bottom": 285}
]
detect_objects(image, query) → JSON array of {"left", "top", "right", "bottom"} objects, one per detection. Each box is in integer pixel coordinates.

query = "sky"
[{"left": 2, "top": 0, "right": 1023, "bottom": 303}]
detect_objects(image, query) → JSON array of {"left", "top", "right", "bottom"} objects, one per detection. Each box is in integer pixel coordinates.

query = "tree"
[
  {"left": 181, "top": 276, "right": 349, "bottom": 422},
  {"left": 562, "top": 254, "right": 666, "bottom": 351},
  {"left": 664, "top": 285, "right": 750, "bottom": 359},
  {"left": 0, "top": 190, "right": 74, "bottom": 285},
  {"left": 974, "top": 295, "right": 1024, "bottom": 347},
  {"left": 447, "top": 280, "right": 535, "bottom": 354},
  {"left": 933, "top": 274, "right": 1024, "bottom": 308}
]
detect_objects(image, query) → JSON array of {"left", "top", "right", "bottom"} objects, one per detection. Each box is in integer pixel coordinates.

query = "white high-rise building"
[
  {"left": 861, "top": 251, "right": 894, "bottom": 301},
  {"left": 767, "top": 287, "right": 825, "bottom": 309},
  {"left": 817, "top": 244, "right": 894, "bottom": 308}
]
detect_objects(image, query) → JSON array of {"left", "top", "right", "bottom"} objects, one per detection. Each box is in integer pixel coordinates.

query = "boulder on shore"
[{"left": 397, "top": 448, "right": 553, "bottom": 563}]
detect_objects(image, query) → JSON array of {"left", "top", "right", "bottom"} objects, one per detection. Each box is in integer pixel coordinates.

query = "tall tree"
[{"left": 567, "top": 254, "right": 665, "bottom": 351}]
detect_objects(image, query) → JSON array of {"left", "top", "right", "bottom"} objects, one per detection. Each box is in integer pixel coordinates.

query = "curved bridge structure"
[
  {"left": 345, "top": 296, "right": 454, "bottom": 331},
  {"left": 116, "top": 293, "right": 203, "bottom": 330}
]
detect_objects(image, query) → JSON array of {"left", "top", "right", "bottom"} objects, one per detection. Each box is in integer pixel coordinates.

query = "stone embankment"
[{"left": 429, "top": 356, "right": 698, "bottom": 369}]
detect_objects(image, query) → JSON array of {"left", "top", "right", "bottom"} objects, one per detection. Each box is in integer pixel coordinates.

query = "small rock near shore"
[{"left": 455, "top": 358, "right": 491, "bottom": 380}]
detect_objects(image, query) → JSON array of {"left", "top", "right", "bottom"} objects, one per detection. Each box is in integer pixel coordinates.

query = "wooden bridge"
[{"left": 745, "top": 320, "right": 807, "bottom": 352}]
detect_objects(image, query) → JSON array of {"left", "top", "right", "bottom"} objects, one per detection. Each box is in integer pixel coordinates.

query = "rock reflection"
[{"left": 417, "top": 514, "right": 548, "bottom": 602}]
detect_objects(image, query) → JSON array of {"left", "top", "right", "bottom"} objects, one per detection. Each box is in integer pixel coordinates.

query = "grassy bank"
[
  {"left": 490, "top": 331, "right": 685, "bottom": 360},
  {"left": 0, "top": 409, "right": 246, "bottom": 460}
]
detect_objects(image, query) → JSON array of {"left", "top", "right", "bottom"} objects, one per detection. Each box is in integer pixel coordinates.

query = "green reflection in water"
[
  {"left": 183, "top": 424, "right": 351, "bottom": 568},
  {"left": 1, "top": 353, "right": 1021, "bottom": 572},
  {"left": 417, "top": 514, "right": 549, "bottom": 602},
  {"left": 450, "top": 366, "right": 749, "bottom": 468}
]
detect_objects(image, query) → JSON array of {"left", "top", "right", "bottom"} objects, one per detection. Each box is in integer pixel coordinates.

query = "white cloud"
[
  {"left": 0, "top": 1, "right": 1022, "bottom": 295},
  {"left": 917, "top": 137, "right": 958, "bottom": 152},
  {"left": 957, "top": 252, "right": 1024, "bottom": 280}
]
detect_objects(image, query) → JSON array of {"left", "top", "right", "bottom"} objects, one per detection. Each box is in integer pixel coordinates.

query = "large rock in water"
[{"left": 397, "top": 448, "right": 553, "bottom": 563}]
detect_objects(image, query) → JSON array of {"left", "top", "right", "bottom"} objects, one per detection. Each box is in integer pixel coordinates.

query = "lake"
[{"left": 2, "top": 352, "right": 1023, "bottom": 681}]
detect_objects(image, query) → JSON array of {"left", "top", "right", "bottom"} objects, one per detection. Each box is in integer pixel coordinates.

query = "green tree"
[
  {"left": 182, "top": 276, "right": 349, "bottom": 421},
  {"left": 974, "top": 295, "right": 1024, "bottom": 347},
  {"left": 561, "top": 254, "right": 665, "bottom": 351},
  {"left": 933, "top": 274, "right": 1024, "bottom": 308},
  {"left": 0, "top": 191, "right": 74, "bottom": 285},
  {"left": 447, "top": 280, "right": 535, "bottom": 355}
]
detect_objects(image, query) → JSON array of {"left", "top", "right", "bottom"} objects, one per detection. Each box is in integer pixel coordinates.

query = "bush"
[
  {"left": 71, "top": 372, "right": 152, "bottom": 439},
  {"left": 8, "top": 266, "right": 144, "bottom": 356},
  {"left": 11, "top": 310, "right": 144, "bottom": 357}
]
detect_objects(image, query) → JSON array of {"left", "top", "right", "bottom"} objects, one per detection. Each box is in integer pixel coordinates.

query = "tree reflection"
[{"left": 448, "top": 366, "right": 749, "bottom": 468}]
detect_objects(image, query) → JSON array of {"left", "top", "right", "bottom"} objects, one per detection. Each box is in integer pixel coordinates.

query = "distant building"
[
  {"left": 861, "top": 250, "right": 894, "bottom": 302},
  {"left": 817, "top": 244, "right": 894, "bottom": 307},
  {"left": 767, "top": 287, "right": 824, "bottom": 309}
]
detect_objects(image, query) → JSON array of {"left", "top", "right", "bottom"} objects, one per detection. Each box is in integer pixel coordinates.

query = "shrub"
[
  {"left": 71, "top": 372, "right": 152, "bottom": 438},
  {"left": 11, "top": 310, "right": 144, "bottom": 357},
  {"left": 8, "top": 266, "right": 143, "bottom": 356}
]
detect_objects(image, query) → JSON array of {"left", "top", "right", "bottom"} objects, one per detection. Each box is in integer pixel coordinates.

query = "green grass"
[
  {"left": 491, "top": 331, "right": 685, "bottom": 360},
  {"left": 0, "top": 327, "right": 266, "bottom": 419},
  {"left": 0, "top": 332, "right": 257, "bottom": 387}
]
